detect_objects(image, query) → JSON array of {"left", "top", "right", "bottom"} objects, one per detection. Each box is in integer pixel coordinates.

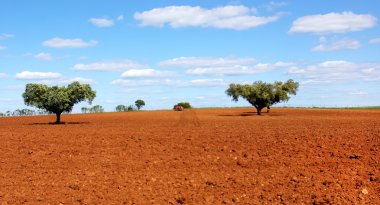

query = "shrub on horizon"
[{"left": 173, "top": 102, "right": 192, "bottom": 110}]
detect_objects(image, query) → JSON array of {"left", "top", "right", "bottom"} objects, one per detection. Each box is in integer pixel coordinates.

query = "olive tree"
[
  {"left": 226, "top": 79, "right": 299, "bottom": 115},
  {"left": 115, "top": 105, "right": 126, "bottom": 112},
  {"left": 135, "top": 99, "right": 145, "bottom": 110},
  {"left": 91, "top": 105, "right": 104, "bottom": 113},
  {"left": 22, "top": 81, "right": 96, "bottom": 124},
  {"left": 81, "top": 107, "right": 89, "bottom": 114}
]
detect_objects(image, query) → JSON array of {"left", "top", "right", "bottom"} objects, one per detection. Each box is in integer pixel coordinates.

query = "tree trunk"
[
  {"left": 267, "top": 106, "right": 271, "bottom": 113},
  {"left": 55, "top": 112, "right": 61, "bottom": 124},
  {"left": 257, "top": 107, "right": 263, "bottom": 115}
]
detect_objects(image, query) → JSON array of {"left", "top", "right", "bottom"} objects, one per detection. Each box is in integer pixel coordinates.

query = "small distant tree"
[
  {"left": 116, "top": 105, "right": 126, "bottom": 112},
  {"left": 127, "top": 105, "right": 135, "bottom": 111},
  {"left": 90, "top": 105, "right": 104, "bottom": 113},
  {"left": 22, "top": 81, "right": 96, "bottom": 124},
  {"left": 173, "top": 102, "right": 192, "bottom": 109},
  {"left": 38, "top": 109, "right": 49, "bottom": 115},
  {"left": 13, "top": 109, "right": 21, "bottom": 116},
  {"left": 135, "top": 99, "right": 145, "bottom": 110},
  {"left": 81, "top": 107, "right": 88, "bottom": 114},
  {"left": 226, "top": 79, "right": 299, "bottom": 115}
]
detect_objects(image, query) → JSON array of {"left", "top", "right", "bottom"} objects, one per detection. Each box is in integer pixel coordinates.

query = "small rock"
[
  {"left": 349, "top": 155, "right": 360, "bottom": 159},
  {"left": 291, "top": 176, "right": 298, "bottom": 182},
  {"left": 175, "top": 197, "right": 185, "bottom": 204},
  {"left": 362, "top": 188, "right": 369, "bottom": 195},
  {"left": 68, "top": 184, "right": 80, "bottom": 190}
]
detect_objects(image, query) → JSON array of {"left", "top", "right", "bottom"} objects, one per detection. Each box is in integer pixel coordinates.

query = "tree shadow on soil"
[
  {"left": 218, "top": 112, "right": 258, "bottom": 117},
  {"left": 29, "top": 122, "right": 90, "bottom": 125},
  {"left": 218, "top": 112, "right": 283, "bottom": 117}
]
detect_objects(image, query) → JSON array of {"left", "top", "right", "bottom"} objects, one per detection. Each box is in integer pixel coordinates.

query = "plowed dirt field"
[{"left": 0, "top": 108, "right": 379, "bottom": 204}]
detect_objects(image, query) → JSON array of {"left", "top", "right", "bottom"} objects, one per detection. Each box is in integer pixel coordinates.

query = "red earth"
[{"left": 0, "top": 108, "right": 379, "bottom": 204}]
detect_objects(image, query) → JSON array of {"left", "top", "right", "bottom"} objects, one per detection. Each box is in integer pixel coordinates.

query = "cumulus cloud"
[
  {"left": 112, "top": 78, "right": 226, "bottom": 87},
  {"left": 59, "top": 77, "right": 95, "bottom": 85},
  {"left": 0, "top": 73, "right": 9, "bottom": 78},
  {"left": 369, "top": 38, "right": 380, "bottom": 44},
  {"left": 160, "top": 56, "right": 287, "bottom": 76},
  {"left": 286, "top": 61, "right": 380, "bottom": 83},
  {"left": 134, "top": 5, "right": 279, "bottom": 30},
  {"left": 121, "top": 69, "right": 178, "bottom": 78},
  {"left": 31, "top": 77, "right": 95, "bottom": 86},
  {"left": 159, "top": 57, "right": 256, "bottom": 68},
  {"left": 289, "top": 12, "right": 377, "bottom": 34},
  {"left": 72, "top": 60, "right": 146, "bottom": 72},
  {"left": 185, "top": 64, "right": 273, "bottom": 76},
  {"left": 274, "top": 61, "right": 295, "bottom": 67},
  {"left": 0, "top": 45, "right": 7, "bottom": 50},
  {"left": 89, "top": 17, "right": 115, "bottom": 27},
  {"left": 112, "top": 79, "right": 171, "bottom": 87},
  {"left": 43, "top": 37, "right": 97, "bottom": 48},
  {"left": 14, "top": 71, "right": 95, "bottom": 85},
  {"left": 15, "top": 71, "right": 62, "bottom": 80},
  {"left": 182, "top": 79, "right": 226, "bottom": 87},
  {"left": 34, "top": 52, "right": 53, "bottom": 60},
  {"left": 312, "top": 37, "right": 361, "bottom": 51}
]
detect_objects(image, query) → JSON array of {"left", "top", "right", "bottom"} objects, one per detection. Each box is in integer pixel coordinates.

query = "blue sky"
[{"left": 0, "top": 0, "right": 379, "bottom": 112}]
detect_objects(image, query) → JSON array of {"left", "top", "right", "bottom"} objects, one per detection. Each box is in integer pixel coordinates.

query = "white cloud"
[
  {"left": 161, "top": 56, "right": 288, "bottom": 76},
  {"left": 182, "top": 79, "right": 226, "bottom": 87},
  {"left": 312, "top": 37, "right": 361, "bottom": 51},
  {"left": 274, "top": 61, "right": 294, "bottom": 67},
  {"left": 121, "top": 69, "right": 178, "bottom": 78},
  {"left": 265, "top": 1, "right": 287, "bottom": 11},
  {"left": 59, "top": 77, "right": 95, "bottom": 85},
  {"left": 32, "top": 77, "right": 95, "bottom": 86},
  {"left": 369, "top": 38, "right": 380, "bottom": 44},
  {"left": 289, "top": 12, "right": 377, "bottom": 34},
  {"left": 117, "top": 15, "right": 124, "bottom": 21},
  {"left": 112, "top": 78, "right": 226, "bottom": 87},
  {"left": 15, "top": 71, "right": 62, "bottom": 80},
  {"left": 72, "top": 60, "right": 146, "bottom": 72},
  {"left": 112, "top": 79, "right": 171, "bottom": 87},
  {"left": 185, "top": 64, "right": 272, "bottom": 76},
  {"left": 0, "top": 73, "right": 8, "bottom": 78},
  {"left": 43, "top": 37, "right": 97, "bottom": 48},
  {"left": 0, "top": 45, "right": 7, "bottom": 50},
  {"left": 89, "top": 18, "right": 114, "bottom": 27},
  {"left": 0, "top": 33, "right": 14, "bottom": 40},
  {"left": 134, "top": 5, "right": 279, "bottom": 30},
  {"left": 287, "top": 61, "right": 380, "bottom": 83},
  {"left": 15, "top": 76, "right": 95, "bottom": 86},
  {"left": 349, "top": 89, "right": 368, "bottom": 95},
  {"left": 34, "top": 52, "right": 53, "bottom": 60},
  {"left": 159, "top": 57, "right": 256, "bottom": 68}
]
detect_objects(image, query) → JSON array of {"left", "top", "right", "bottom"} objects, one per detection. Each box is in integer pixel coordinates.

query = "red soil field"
[{"left": 0, "top": 108, "right": 379, "bottom": 204}]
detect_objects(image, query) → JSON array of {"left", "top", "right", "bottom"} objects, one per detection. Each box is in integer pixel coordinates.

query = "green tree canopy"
[
  {"left": 115, "top": 105, "right": 126, "bottom": 112},
  {"left": 90, "top": 105, "right": 104, "bottom": 113},
  {"left": 23, "top": 81, "right": 96, "bottom": 123},
  {"left": 173, "top": 102, "right": 192, "bottom": 109},
  {"left": 135, "top": 99, "right": 145, "bottom": 110},
  {"left": 226, "top": 79, "right": 299, "bottom": 115}
]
